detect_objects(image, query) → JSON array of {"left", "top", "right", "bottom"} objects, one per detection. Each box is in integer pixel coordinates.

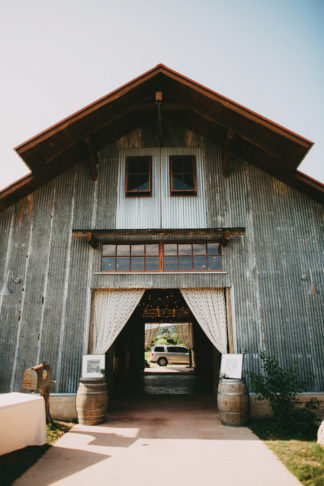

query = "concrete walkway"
[{"left": 14, "top": 395, "right": 301, "bottom": 486}]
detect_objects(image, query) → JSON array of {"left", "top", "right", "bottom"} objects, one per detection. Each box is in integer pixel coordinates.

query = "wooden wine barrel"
[
  {"left": 217, "top": 378, "right": 249, "bottom": 426},
  {"left": 76, "top": 378, "right": 108, "bottom": 425}
]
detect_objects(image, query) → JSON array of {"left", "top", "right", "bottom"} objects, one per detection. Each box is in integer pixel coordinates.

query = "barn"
[{"left": 0, "top": 64, "right": 323, "bottom": 418}]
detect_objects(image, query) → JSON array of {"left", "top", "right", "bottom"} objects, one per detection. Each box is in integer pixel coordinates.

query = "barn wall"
[{"left": 0, "top": 120, "right": 323, "bottom": 393}]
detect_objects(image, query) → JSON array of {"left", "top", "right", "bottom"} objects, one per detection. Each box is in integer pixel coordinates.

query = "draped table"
[{"left": 0, "top": 392, "right": 46, "bottom": 455}]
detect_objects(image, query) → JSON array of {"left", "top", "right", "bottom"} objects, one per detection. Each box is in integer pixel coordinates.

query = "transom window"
[
  {"left": 125, "top": 156, "right": 152, "bottom": 196},
  {"left": 101, "top": 242, "right": 221, "bottom": 272},
  {"left": 169, "top": 155, "right": 197, "bottom": 195}
]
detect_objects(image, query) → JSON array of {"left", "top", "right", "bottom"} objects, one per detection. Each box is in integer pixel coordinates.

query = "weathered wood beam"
[
  {"left": 189, "top": 107, "right": 281, "bottom": 160},
  {"left": 84, "top": 137, "right": 98, "bottom": 181},
  {"left": 223, "top": 129, "right": 236, "bottom": 177},
  {"left": 220, "top": 230, "right": 231, "bottom": 247},
  {"left": 155, "top": 91, "right": 163, "bottom": 146},
  {"left": 73, "top": 227, "right": 245, "bottom": 238},
  {"left": 86, "top": 232, "right": 98, "bottom": 249}
]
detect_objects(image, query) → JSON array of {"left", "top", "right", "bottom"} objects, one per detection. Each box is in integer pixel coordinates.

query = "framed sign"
[
  {"left": 220, "top": 354, "right": 243, "bottom": 379},
  {"left": 82, "top": 354, "right": 105, "bottom": 378}
]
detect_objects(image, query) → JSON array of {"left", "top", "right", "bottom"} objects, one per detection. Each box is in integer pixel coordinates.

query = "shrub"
[{"left": 247, "top": 353, "right": 319, "bottom": 438}]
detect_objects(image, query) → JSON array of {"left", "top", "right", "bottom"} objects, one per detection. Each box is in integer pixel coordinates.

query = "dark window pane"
[
  {"left": 102, "top": 245, "right": 116, "bottom": 256},
  {"left": 171, "top": 159, "right": 184, "bottom": 172},
  {"left": 136, "top": 174, "right": 149, "bottom": 191},
  {"left": 131, "top": 257, "right": 144, "bottom": 271},
  {"left": 172, "top": 174, "right": 183, "bottom": 190},
  {"left": 207, "top": 243, "right": 220, "bottom": 255},
  {"left": 164, "top": 244, "right": 177, "bottom": 255},
  {"left": 131, "top": 245, "right": 144, "bottom": 256},
  {"left": 164, "top": 256, "right": 178, "bottom": 271},
  {"left": 117, "top": 245, "right": 130, "bottom": 256},
  {"left": 128, "top": 158, "right": 149, "bottom": 173},
  {"left": 127, "top": 174, "right": 149, "bottom": 192},
  {"left": 178, "top": 244, "right": 192, "bottom": 255},
  {"left": 146, "top": 257, "right": 159, "bottom": 271},
  {"left": 154, "top": 346, "right": 164, "bottom": 352},
  {"left": 146, "top": 244, "right": 159, "bottom": 256},
  {"left": 208, "top": 255, "right": 221, "bottom": 270},
  {"left": 102, "top": 257, "right": 115, "bottom": 271},
  {"left": 116, "top": 257, "right": 130, "bottom": 271},
  {"left": 179, "top": 256, "right": 192, "bottom": 270},
  {"left": 183, "top": 173, "right": 194, "bottom": 190},
  {"left": 193, "top": 255, "right": 207, "bottom": 271},
  {"left": 193, "top": 243, "right": 206, "bottom": 255},
  {"left": 167, "top": 347, "right": 176, "bottom": 353},
  {"left": 126, "top": 175, "right": 139, "bottom": 191}
]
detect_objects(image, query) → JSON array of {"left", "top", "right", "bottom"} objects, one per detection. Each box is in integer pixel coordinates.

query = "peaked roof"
[{"left": 1, "top": 64, "right": 323, "bottom": 209}]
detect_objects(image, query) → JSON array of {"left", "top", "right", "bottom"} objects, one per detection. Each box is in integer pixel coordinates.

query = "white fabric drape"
[
  {"left": 144, "top": 323, "right": 160, "bottom": 349},
  {"left": 174, "top": 323, "right": 194, "bottom": 349},
  {"left": 90, "top": 289, "right": 145, "bottom": 354},
  {"left": 180, "top": 289, "right": 227, "bottom": 354}
]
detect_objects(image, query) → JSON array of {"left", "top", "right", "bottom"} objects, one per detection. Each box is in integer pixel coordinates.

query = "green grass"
[
  {"left": 0, "top": 420, "right": 74, "bottom": 486},
  {"left": 250, "top": 419, "right": 324, "bottom": 486}
]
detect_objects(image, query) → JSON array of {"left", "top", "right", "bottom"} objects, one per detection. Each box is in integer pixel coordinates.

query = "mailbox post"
[{"left": 22, "top": 362, "right": 55, "bottom": 423}]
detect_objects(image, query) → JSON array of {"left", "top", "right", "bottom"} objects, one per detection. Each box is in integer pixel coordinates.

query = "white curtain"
[
  {"left": 89, "top": 289, "right": 145, "bottom": 354},
  {"left": 144, "top": 323, "right": 160, "bottom": 349},
  {"left": 174, "top": 323, "right": 194, "bottom": 349},
  {"left": 180, "top": 289, "right": 227, "bottom": 354}
]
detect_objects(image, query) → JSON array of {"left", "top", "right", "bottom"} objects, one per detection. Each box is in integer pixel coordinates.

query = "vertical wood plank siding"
[{"left": 0, "top": 121, "right": 323, "bottom": 393}]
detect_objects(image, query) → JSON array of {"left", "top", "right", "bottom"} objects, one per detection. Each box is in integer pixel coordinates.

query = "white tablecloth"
[{"left": 0, "top": 392, "right": 46, "bottom": 455}]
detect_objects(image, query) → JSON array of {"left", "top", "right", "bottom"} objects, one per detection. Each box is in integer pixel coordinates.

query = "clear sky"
[{"left": 1, "top": 0, "right": 323, "bottom": 190}]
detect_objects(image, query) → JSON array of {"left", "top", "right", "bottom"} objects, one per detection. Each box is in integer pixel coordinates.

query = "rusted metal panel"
[
  {"left": 58, "top": 236, "right": 91, "bottom": 392},
  {"left": 0, "top": 198, "right": 33, "bottom": 391},
  {"left": 11, "top": 182, "right": 56, "bottom": 391},
  {"left": 37, "top": 169, "right": 77, "bottom": 393}
]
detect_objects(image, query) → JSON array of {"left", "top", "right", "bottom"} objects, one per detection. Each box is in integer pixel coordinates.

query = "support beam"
[
  {"left": 220, "top": 230, "right": 231, "bottom": 247},
  {"left": 84, "top": 138, "right": 98, "bottom": 181},
  {"left": 86, "top": 232, "right": 98, "bottom": 249},
  {"left": 155, "top": 91, "right": 163, "bottom": 146},
  {"left": 223, "top": 129, "right": 235, "bottom": 177}
]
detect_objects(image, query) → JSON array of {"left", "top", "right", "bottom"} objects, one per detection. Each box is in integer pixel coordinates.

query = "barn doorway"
[{"left": 97, "top": 289, "right": 225, "bottom": 397}]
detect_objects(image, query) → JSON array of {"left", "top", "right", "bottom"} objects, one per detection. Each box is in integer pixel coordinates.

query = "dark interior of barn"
[{"left": 105, "top": 289, "right": 221, "bottom": 396}]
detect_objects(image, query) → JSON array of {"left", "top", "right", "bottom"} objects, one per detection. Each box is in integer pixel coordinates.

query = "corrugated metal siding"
[
  {"left": 11, "top": 183, "right": 56, "bottom": 391},
  {"left": 116, "top": 147, "right": 206, "bottom": 229},
  {"left": 92, "top": 272, "right": 229, "bottom": 290},
  {"left": 248, "top": 165, "right": 324, "bottom": 388},
  {"left": 204, "top": 143, "right": 263, "bottom": 376},
  {"left": 0, "top": 205, "right": 18, "bottom": 392},
  {"left": 0, "top": 120, "right": 323, "bottom": 393},
  {"left": 161, "top": 147, "right": 206, "bottom": 228},
  {"left": 116, "top": 148, "right": 161, "bottom": 228},
  {"left": 95, "top": 145, "right": 118, "bottom": 229}
]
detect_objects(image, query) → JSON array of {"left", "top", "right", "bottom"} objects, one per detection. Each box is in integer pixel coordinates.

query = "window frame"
[
  {"left": 125, "top": 156, "right": 152, "bottom": 197},
  {"left": 169, "top": 155, "right": 197, "bottom": 196},
  {"left": 101, "top": 242, "right": 222, "bottom": 273}
]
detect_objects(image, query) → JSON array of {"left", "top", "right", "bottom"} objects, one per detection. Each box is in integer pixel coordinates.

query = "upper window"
[
  {"left": 169, "top": 155, "right": 197, "bottom": 196},
  {"left": 101, "top": 242, "right": 221, "bottom": 272},
  {"left": 125, "top": 156, "right": 152, "bottom": 196}
]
